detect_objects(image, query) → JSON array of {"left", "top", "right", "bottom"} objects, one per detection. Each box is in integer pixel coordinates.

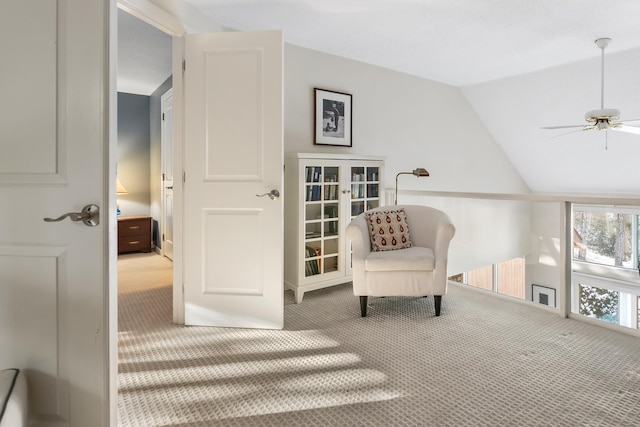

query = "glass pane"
[
  {"left": 304, "top": 243, "right": 321, "bottom": 260},
  {"left": 324, "top": 203, "right": 338, "bottom": 219},
  {"left": 324, "top": 183, "right": 339, "bottom": 201},
  {"left": 573, "top": 210, "right": 633, "bottom": 268},
  {"left": 324, "top": 167, "right": 338, "bottom": 183},
  {"left": 351, "top": 201, "right": 365, "bottom": 217},
  {"left": 305, "top": 222, "right": 321, "bottom": 240},
  {"left": 324, "top": 255, "right": 338, "bottom": 274},
  {"left": 366, "top": 167, "right": 379, "bottom": 182},
  {"left": 305, "top": 166, "right": 314, "bottom": 183},
  {"left": 324, "top": 237, "right": 339, "bottom": 256},
  {"left": 466, "top": 265, "right": 493, "bottom": 291},
  {"left": 497, "top": 258, "right": 525, "bottom": 299},
  {"left": 366, "top": 200, "right": 379, "bottom": 210},
  {"left": 305, "top": 204, "right": 321, "bottom": 221},
  {"left": 325, "top": 219, "right": 338, "bottom": 236},
  {"left": 351, "top": 183, "right": 364, "bottom": 199},
  {"left": 304, "top": 244, "right": 321, "bottom": 277},
  {"left": 351, "top": 167, "right": 364, "bottom": 181},
  {"left": 578, "top": 283, "right": 619, "bottom": 324},
  {"left": 306, "top": 184, "right": 322, "bottom": 202},
  {"left": 366, "top": 183, "right": 379, "bottom": 198}
]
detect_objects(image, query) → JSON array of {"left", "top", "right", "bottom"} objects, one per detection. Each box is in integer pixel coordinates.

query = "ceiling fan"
[{"left": 541, "top": 38, "right": 640, "bottom": 147}]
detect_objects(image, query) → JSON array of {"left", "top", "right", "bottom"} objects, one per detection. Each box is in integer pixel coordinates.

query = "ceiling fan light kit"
[
  {"left": 542, "top": 37, "right": 640, "bottom": 147},
  {"left": 585, "top": 108, "right": 619, "bottom": 122}
]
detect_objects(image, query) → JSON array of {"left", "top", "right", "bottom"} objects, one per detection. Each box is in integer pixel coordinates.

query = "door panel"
[
  {"left": 0, "top": 246, "right": 68, "bottom": 418},
  {"left": 162, "top": 89, "right": 174, "bottom": 259},
  {"left": 0, "top": 0, "right": 58, "bottom": 177},
  {"left": 184, "top": 30, "right": 283, "bottom": 329},
  {"left": 0, "top": 0, "right": 108, "bottom": 425}
]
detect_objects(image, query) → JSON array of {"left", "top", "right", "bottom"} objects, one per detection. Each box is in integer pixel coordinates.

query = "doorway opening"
[{"left": 115, "top": 4, "right": 179, "bottom": 420}]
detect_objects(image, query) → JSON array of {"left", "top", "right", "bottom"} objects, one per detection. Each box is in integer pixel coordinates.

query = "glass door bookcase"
[{"left": 284, "top": 153, "right": 384, "bottom": 303}]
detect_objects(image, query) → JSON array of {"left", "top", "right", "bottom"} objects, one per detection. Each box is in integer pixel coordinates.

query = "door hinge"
[
  {"left": 182, "top": 60, "right": 186, "bottom": 72},
  {"left": 183, "top": 171, "right": 186, "bottom": 183},
  {"left": 162, "top": 173, "right": 165, "bottom": 181},
  {"left": 162, "top": 113, "right": 165, "bottom": 121},
  {"left": 162, "top": 233, "right": 165, "bottom": 242}
]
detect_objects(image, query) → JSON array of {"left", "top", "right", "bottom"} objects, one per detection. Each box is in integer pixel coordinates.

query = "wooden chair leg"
[
  {"left": 434, "top": 295, "right": 442, "bottom": 316},
  {"left": 359, "top": 296, "right": 368, "bottom": 317}
]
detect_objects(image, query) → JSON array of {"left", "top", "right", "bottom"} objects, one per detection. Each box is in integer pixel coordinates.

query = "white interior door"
[
  {"left": 184, "top": 30, "right": 283, "bottom": 329},
  {"left": 161, "top": 88, "right": 174, "bottom": 260},
  {"left": 0, "top": 0, "right": 109, "bottom": 425}
]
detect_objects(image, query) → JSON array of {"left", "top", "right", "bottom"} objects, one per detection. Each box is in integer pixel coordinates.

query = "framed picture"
[
  {"left": 314, "top": 88, "right": 352, "bottom": 147},
  {"left": 532, "top": 284, "right": 556, "bottom": 307}
]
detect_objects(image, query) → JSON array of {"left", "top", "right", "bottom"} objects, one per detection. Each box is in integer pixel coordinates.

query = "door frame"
[{"left": 115, "top": 0, "right": 186, "bottom": 324}]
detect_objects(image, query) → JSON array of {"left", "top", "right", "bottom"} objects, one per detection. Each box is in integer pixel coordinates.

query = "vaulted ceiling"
[{"left": 120, "top": 0, "right": 640, "bottom": 195}]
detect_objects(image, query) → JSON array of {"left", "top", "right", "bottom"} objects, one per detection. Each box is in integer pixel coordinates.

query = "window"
[
  {"left": 573, "top": 206, "right": 638, "bottom": 270},
  {"left": 578, "top": 283, "right": 619, "bottom": 325},
  {"left": 464, "top": 258, "right": 526, "bottom": 300},
  {"left": 572, "top": 205, "right": 640, "bottom": 330}
]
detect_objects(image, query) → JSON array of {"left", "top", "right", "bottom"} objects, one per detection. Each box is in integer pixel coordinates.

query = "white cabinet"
[{"left": 284, "top": 153, "right": 385, "bottom": 303}]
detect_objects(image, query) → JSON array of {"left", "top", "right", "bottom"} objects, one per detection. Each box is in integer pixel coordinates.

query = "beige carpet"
[{"left": 118, "top": 253, "right": 640, "bottom": 426}]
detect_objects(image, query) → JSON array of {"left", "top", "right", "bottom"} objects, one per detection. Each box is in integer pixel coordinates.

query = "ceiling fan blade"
[
  {"left": 610, "top": 124, "right": 640, "bottom": 135},
  {"left": 550, "top": 127, "right": 593, "bottom": 139},
  {"left": 541, "top": 124, "right": 585, "bottom": 130},
  {"left": 619, "top": 118, "right": 640, "bottom": 123}
]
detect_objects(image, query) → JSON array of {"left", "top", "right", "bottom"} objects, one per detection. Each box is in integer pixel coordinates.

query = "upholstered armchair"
[{"left": 346, "top": 205, "right": 456, "bottom": 317}]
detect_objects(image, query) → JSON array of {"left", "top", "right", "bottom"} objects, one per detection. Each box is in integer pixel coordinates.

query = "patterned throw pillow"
[{"left": 365, "top": 209, "right": 413, "bottom": 252}]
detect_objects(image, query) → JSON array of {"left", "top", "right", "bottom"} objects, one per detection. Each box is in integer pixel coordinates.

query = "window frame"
[{"left": 571, "top": 204, "right": 640, "bottom": 329}]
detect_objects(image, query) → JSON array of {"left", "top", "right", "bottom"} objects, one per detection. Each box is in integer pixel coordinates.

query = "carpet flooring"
[{"left": 117, "top": 253, "right": 640, "bottom": 426}]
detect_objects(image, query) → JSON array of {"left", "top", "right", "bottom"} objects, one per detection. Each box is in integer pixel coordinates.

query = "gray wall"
[{"left": 117, "top": 92, "right": 151, "bottom": 216}]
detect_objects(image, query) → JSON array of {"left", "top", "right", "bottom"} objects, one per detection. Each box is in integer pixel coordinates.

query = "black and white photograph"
[{"left": 314, "top": 88, "right": 352, "bottom": 147}]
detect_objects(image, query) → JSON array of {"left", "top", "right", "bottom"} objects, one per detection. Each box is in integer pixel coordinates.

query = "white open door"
[
  {"left": 0, "top": 0, "right": 110, "bottom": 425},
  {"left": 184, "top": 30, "right": 283, "bottom": 329},
  {"left": 161, "top": 88, "right": 174, "bottom": 260}
]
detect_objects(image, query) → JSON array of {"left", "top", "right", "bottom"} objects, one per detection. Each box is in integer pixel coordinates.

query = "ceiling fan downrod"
[{"left": 595, "top": 37, "right": 611, "bottom": 110}]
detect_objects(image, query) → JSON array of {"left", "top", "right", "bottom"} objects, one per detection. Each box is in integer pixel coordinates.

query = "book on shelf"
[
  {"left": 367, "top": 184, "right": 378, "bottom": 198},
  {"left": 305, "top": 166, "right": 323, "bottom": 202},
  {"left": 305, "top": 245, "right": 321, "bottom": 275},
  {"left": 312, "top": 185, "right": 321, "bottom": 201}
]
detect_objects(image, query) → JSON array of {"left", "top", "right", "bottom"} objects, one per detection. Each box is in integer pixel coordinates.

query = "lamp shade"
[
  {"left": 116, "top": 178, "right": 129, "bottom": 195},
  {"left": 411, "top": 168, "right": 430, "bottom": 177}
]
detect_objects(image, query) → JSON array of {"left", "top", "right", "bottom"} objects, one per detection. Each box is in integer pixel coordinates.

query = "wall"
[
  {"left": 526, "top": 202, "right": 564, "bottom": 307},
  {"left": 118, "top": 92, "right": 151, "bottom": 216},
  {"left": 398, "top": 193, "right": 532, "bottom": 275},
  {"left": 284, "top": 44, "right": 530, "bottom": 194},
  {"left": 149, "top": 76, "right": 173, "bottom": 248}
]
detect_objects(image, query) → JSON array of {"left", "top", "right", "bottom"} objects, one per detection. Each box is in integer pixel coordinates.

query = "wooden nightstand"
[{"left": 118, "top": 215, "right": 152, "bottom": 254}]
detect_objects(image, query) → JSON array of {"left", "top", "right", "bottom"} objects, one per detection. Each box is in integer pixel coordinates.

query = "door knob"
[
  {"left": 44, "top": 204, "right": 100, "bottom": 227},
  {"left": 256, "top": 189, "right": 280, "bottom": 200}
]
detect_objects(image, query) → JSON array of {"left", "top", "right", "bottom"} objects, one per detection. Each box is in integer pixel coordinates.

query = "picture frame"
[
  {"left": 314, "top": 88, "right": 352, "bottom": 147},
  {"left": 532, "top": 284, "right": 556, "bottom": 307}
]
